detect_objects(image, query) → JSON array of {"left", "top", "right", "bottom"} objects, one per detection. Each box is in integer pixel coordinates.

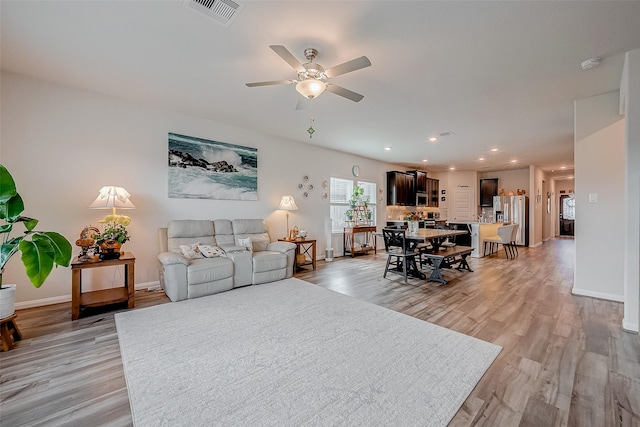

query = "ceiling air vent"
[
  {"left": 183, "top": 0, "right": 244, "bottom": 27},
  {"left": 438, "top": 131, "right": 455, "bottom": 137}
]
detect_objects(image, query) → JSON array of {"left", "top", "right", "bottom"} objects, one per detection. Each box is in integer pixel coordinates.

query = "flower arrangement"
[
  {"left": 93, "top": 214, "right": 131, "bottom": 245},
  {"left": 402, "top": 211, "right": 421, "bottom": 221}
]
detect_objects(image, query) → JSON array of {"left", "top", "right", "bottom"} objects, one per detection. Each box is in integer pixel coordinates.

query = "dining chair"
[
  {"left": 509, "top": 223, "right": 519, "bottom": 258},
  {"left": 483, "top": 224, "right": 516, "bottom": 259},
  {"left": 382, "top": 228, "right": 418, "bottom": 283},
  {"left": 436, "top": 224, "right": 457, "bottom": 248}
]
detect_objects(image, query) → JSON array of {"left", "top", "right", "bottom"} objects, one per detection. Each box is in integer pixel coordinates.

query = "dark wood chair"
[{"left": 382, "top": 228, "right": 418, "bottom": 283}]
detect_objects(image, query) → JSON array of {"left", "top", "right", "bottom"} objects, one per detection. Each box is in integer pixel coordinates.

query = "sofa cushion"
[
  {"left": 213, "top": 219, "right": 234, "bottom": 245},
  {"left": 252, "top": 251, "right": 287, "bottom": 273},
  {"left": 232, "top": 219, "right": 268, "bottom": 235},
  {"left": 187, "top": 257, "right": 233, "bottom": 285},
  {"left": 167, "top": 220, "right": 216, "bottom": 253}
]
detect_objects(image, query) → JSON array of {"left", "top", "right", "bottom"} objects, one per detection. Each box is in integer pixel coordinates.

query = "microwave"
[{"left": 416, "top": 193, "right": 428, "bottom": 206}]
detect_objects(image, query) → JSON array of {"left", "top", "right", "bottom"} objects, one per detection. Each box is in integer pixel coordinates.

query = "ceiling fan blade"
[
  {"left": 269, "top": 45, "right": 304, "bottom": 72},
  {"left": 326, "top": 84, "right": 365, "bottom": 102},
  {"left": 325, "top": 56, "right": 371, "bottom": 78},
  {"left": 246, "top": 79, "right": 295, "bottom": 87}
]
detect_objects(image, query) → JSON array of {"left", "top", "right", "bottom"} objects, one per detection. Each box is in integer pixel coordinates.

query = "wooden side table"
[
  {"left": 71, "top": 252, "right": 135, "bottom": 320},
  {"left": 0, "top": 314, "right": 22, "bottom": 351},
  {"left": 278, "top": 238, "right": 316, "bottom": 271},
  {"left": 343, "top": 226, "right": 377, "bottom": 257}
]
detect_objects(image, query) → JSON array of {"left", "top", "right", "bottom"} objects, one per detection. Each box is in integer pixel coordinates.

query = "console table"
[
  {"left": 71, "top": 252, "right": 135, "bottom": 320},
  {"left": 278, "top": 238, "right": 316, "bottom": 271},
  {"left": 343, "top": 226, "right": 377, "bottom": 257}
]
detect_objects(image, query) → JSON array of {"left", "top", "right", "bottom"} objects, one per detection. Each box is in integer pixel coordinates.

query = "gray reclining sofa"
[{"left": 158, "top": 219, "right": 296, "bottom": 301}]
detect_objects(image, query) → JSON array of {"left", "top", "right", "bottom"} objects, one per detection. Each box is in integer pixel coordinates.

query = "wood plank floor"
[{"left": 1, "top": 238, "right": 638, "bottom": 426}]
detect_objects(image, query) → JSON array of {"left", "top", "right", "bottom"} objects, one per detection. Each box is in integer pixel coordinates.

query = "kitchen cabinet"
[
  {"left": 408, "top": 170, "right": 428, "bottom": 193},
  {"left": 480, "top": 179, "right": 498, "bottom": 207},
  {"left": 426, "top": 178, "right": 439, "bottom": 207},
  {"left": 386, "top": 171, "right": 415, "bottom": 206}
]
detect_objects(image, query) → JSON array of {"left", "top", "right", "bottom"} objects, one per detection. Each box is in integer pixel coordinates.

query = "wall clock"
[{"left": 352, "top": 165, "right": 360, "bottom": 177}]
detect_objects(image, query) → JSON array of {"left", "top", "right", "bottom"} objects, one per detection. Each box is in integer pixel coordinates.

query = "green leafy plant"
[
  {"left": 93, "top": 214, "right": 131, "bottom": 245},
  {"left": 349, "top": 185, "right": 365, "bottom": 207},
  {"left": 345, "top": 209, "right": 353, "bottom": 220},
  {"left": 0, "top": 164, "right": 72, "bottom": 288}
]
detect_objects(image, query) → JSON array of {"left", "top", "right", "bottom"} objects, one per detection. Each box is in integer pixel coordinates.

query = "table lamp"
[
  {"left": 278, "top": 195, "right": 298, "bottom": 239},
  {"left": 89, "top": 186, "right": 135, "bottom": 215}
]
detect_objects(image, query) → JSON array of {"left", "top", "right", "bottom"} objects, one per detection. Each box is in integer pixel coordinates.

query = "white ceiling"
[{"left": 2, "top": 1, "right": 640, "bottom": 179}]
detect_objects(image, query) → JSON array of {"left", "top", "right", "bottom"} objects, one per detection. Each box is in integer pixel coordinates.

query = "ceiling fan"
[{"left": 246, "top": 45, "right": 371, "bottom": 102}]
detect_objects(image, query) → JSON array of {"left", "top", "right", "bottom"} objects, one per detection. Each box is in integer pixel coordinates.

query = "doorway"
[{"left": 559, "top": 195, "right": 575, "bottom": 236}]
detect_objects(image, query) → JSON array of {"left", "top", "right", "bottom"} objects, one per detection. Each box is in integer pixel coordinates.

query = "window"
[{"left": 330, "top": 177, "right": 376, "bottom": 232}]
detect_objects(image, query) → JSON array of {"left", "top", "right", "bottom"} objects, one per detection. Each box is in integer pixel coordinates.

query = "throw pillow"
[
  {"left": 236, "top": 237, "right": 253, "bottom": 252},
  {"left": 180, "top": 243, "right": 203, "bottom": 260},
  {"left": 198, "top": 244, "right": 226, "bottom": 258}
]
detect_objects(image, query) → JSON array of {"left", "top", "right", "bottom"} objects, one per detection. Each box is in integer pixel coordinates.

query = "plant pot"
[
  {"left": 0, "top": 284, "right": 17, "bottom": 319},
  {"left": 100, "top": 240, "right": 122, "bottom": 260}
]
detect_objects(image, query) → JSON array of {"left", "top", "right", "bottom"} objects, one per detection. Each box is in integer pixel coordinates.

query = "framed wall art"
[{"left": 168, "top": 133, "right": 257, "bottom": 200}]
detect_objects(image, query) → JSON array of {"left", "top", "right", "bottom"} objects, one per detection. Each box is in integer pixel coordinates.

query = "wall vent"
[{"left": 183, "top": 0, "right": 244, "bottom": 27}]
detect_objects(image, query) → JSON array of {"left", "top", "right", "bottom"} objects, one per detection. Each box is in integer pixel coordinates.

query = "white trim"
[
  {"left": 571, "top": 287, "right": 624, "bottom": 303},
  {"left": 622, "top": 319, "right": 639, "bottom": 334},
  {"left": 14, "top": 280, "right": 162, "bottom": 309},
  {"left": 16, "top": 295, "right": 70, "bottom": 310},
  {"left": 529, "top": 241, "right": 543, "bottom": 248}
]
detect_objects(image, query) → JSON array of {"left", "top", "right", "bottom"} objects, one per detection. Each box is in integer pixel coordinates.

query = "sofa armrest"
[
  {"left": 158, "top": 251, "right": 189, "bottom": 266},
  {"left": 267, "top": 241, "right": 297, "bottom": 253},
  {"left": 267, "top": 241, "right": 297, "bottom": 278},
  {"left": 157, "top": 252, "right": 189, "bottom": 302}
]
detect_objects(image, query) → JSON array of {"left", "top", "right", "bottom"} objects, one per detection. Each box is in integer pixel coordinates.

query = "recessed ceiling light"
[
  {"left": 384, "top": 146, "right": 392, "bottom": 151},
  {"left": 429, "top": 137, "right": 437, "bottom": 142},
  {"left": 491, "top": 148, "right": 499, "bottom": 152},
  {"left": 478, "top": 157, "right": 485, "bottom": 161},
  {"left": 422, "top": 159, "right": 428, "bottom": 163}
]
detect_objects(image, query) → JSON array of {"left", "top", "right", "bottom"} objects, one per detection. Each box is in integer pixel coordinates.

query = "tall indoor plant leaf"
[{"left": 0, "top": 164, "right": 72, "bottom": 287}]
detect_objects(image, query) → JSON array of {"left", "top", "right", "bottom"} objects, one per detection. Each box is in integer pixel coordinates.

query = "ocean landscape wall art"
[{"left": 168, "top": 133, "right": 258, "bottom": 200}]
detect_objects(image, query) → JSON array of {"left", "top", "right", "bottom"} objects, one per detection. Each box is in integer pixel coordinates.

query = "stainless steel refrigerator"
[{"left": 493, "top": 195, "right": 529, "bottom": 246}]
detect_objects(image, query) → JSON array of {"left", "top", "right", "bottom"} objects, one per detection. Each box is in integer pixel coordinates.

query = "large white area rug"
[{"left": 115, "top": 278, "right": 501, "bottom": 426}]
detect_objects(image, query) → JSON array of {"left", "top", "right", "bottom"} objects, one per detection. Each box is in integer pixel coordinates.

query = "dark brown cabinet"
[
  {"left": 480, "top": 178, "right": 498, "bottom": 207},
  {"left": 408, "top": 170, "right": 428, "bottom": 193},
  {"left": 426, "top": 178, "right": 439, "bottom": 207},
  {"left": 387, "top": 171, "right": 415, "bottom": 206}
]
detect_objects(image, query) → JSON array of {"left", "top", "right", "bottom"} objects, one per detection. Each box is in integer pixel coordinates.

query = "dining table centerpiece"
[
  {"left": 403, "top": 211, "right": 421, "bottom": 235},
  {"left": 93, "top": 214, "right": 131, "bottom": 260}
]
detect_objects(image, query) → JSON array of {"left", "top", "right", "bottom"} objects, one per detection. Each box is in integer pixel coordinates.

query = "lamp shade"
[
  {"left": 278, "top": 195, "right": 298, "bottom": 211},
  {"left": 296, "top": 79, "right": 326, "bottom": 99},
  {"left": 89, "top": 186, "right": 135, "bottom": 213}
]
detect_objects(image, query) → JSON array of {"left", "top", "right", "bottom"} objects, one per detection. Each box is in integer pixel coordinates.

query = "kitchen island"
[{"left": 447, "top": 221, "right": 503, "bottom": 258}]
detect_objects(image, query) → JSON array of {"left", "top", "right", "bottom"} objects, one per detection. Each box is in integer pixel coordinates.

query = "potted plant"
[
  {"left": 349, "top": 185, "right": 365, "bottom": 207},
  {"left": 345, "top": 209, "right": 353, "bottom": 220},
  {"left": 0, "top": 164, "right": 72, "bottom": 318},
  {"left": 93, "top": 214, "right": 131, "bottom": 260}
]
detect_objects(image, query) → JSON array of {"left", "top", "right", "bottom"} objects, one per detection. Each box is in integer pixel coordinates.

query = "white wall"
[
  {"left": 0, "top": 72, "right": 397, "bottom": 306},
  {"left": 480, "top": 168, "right": 529, "bottom": 196},
  {"left": 574, "top": 91, "right": 625, "bottom": 302},
  {"left": 620, "top": 48, "right": 640, "bottom": 332}
]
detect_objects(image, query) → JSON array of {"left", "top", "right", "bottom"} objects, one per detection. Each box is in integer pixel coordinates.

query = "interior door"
[
  {"left": 559, "top": 195, "right": 575, "bottom": 236},
  {"left": 453, "top": 186, "right": 475, "bottom": 221}
]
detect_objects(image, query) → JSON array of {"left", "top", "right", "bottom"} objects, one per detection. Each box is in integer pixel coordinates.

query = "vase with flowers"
[
  {"left": 93, "top": 214, "right": 131, "bottom": 260},
  {"left": 402, "top": 211, "right": 421, "bottom": 235}
]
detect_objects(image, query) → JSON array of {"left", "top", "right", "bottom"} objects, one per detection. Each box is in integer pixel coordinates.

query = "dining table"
[{"left": 378, "top": 228, "right": 469, "bottom": 280}]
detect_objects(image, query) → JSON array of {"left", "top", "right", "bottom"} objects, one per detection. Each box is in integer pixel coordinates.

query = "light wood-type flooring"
[{"left": 1, "top": 238, "right": 638, "bottom": 426}]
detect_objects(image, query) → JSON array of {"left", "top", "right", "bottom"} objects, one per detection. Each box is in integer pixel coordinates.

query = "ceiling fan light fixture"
[{"left": 296, "top": 79, "right": 326, "bottom": 99}]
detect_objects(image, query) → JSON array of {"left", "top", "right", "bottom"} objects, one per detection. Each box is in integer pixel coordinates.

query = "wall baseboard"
[
  {"left": 571, "top": 287, "right": 624, "bottom": 303},
  {"left": 15, "top": 280, "right": 162, "bottom": 310},
  {"left": 622, "top": 319, "right": 639, "bottom": 334}
]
